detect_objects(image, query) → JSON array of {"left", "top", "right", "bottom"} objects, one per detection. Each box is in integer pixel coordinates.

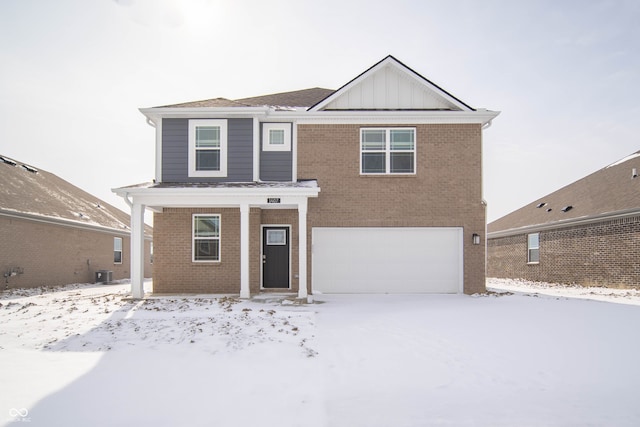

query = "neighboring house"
[
  {"left": 0, "top": 154, "right": 153, "bottom": 289},
  {"left": 487, "top": 151, "right": 640, "bottom": 287},
  {"left": 114, "top": 55, "right": 499, "bottom": 298}
]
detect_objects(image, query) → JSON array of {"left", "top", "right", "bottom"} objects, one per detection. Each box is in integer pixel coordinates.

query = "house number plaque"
[{"left": 267, "top": 198, "right": 281, "bottom": 204}]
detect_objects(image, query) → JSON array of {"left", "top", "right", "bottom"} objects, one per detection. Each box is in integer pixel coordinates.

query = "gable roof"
[
  {"left": 159, "top": 98, "right": 251, "bottom": 108},
  {"left": 488, "top": 151, "right": 640, "bottom": 236},
  {"left": 308, "top": 55, "right": 475, "bottom": 112},
  {"left": 0, "top": 154, "right": 151, "bottom": 235},
  {"left": 158, "top": 88, "right": 335, "bottom": 109},
  {"left": 236, "top": 87, "right": 335, "bottom": 108}
]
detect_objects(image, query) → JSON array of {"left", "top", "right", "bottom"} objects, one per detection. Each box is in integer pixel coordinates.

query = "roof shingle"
[{"left": 488, "top": 150, "right": 640, "bottom": 234}]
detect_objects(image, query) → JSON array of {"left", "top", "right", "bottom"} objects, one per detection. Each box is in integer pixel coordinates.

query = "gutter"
[
  {"left": 0, "top": 209, "right": 152, "bottom": 240},
  {"left": 487, "top": 207, "right": 640, "bottom": 239}
]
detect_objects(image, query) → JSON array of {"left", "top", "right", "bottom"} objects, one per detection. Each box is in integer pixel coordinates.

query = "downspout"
[{"left": 123, "top": 193, "right": 133, "bottom": 209}]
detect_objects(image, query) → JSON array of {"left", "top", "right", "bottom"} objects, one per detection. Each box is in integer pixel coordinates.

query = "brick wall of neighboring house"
[
  {"left": 153, "top": 207, "right": 299, "bottom": 294},
  {"left": 487, "top": 215, "right": 640, "bottom": 287},
  {"left": 0, "top": 215, "right": 152, "bottom": 289},
  {"left": 297, "top": 123, "right": 487, "bottom": 294}
]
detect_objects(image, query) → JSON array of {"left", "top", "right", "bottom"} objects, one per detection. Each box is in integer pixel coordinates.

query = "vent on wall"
[
  {"left": 536, "top": 202, "right": 547, "bottom": 208},
  {"left": 561, "top": 206, "right": 573, "bottom": 212}
]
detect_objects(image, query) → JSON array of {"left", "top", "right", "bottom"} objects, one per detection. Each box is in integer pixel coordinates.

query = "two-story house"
[{"left": 114, "top": 55, "right": 499, "bottom": 299}]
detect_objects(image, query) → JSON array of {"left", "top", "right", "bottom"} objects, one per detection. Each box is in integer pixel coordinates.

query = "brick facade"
[
  {"left": 297, "top": 123, "right": 487, "bottom": 294},
  {"left": 1, "top": 215, "right": 152, "bottom": 289},
  {"left": 151, "top": 123, "right": 487, "bottom": 295},
  {"left": 153, "top": 208, "right": 300, "bottom": 294},
  {"left": 487, "top": 215, "right": 640, "bottom": 287}
]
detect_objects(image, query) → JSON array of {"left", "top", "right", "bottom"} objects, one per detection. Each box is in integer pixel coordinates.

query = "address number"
[{"left": 267, "top": 198, "right": 281, "bottom": 204}]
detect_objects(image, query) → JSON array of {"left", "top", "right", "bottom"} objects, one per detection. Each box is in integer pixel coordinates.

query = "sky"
[{"left": 1, "top": 0, "right": 639, "bottom": 223}]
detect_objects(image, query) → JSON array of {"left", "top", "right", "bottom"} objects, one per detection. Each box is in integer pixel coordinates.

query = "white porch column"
[
  {"left": 298, "top": 200, "right": 308, "bottom": 299},
  {"left": 130, "top": 202, "right": 146, "bottom": 299},
  {"left": 240, "top": 203, "right": 251, "bottom": 299}
]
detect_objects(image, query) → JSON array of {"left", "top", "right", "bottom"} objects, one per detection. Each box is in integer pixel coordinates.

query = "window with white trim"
[
  {"left": 188, "top": 119, "right": 227, "bottom": 177},
  {"left": 527, "top": 233, "right": 540, "bottom": 263},
  {"left": 263, "top": 123, "right": 291, "bottom": 151},
  {"left": 114, "top": 237, "right": 122, "bottom": 264},
  {"left": 361, "top": 128, "right": 416, "bottom": 174},
  {"left": 193, "top": 215, "right": 221, "bottom": 262}
]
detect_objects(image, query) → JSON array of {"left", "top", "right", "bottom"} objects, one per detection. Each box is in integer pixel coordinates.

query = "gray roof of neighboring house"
[
  {"left": 159, "top": 87, "right": 335, "bottom": 109},
  {"left": 488, "top": 150, "right": 640, "bottom": 235},
  {"left": 0, "top": 154, "right": 151, "bottom": 235}
]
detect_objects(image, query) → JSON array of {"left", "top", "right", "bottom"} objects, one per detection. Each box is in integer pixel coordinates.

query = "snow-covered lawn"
[{"left": 1, "top": 278, "right": 639, "bottom": 426}]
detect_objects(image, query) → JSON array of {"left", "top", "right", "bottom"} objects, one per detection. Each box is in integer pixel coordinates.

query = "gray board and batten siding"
[{"left": 162, "top": 118, "right": 254, "bottom": 183}]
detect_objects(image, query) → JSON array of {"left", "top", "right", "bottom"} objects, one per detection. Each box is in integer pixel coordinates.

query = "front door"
[{"left": 262, "top": 227, "right": 290, "bottom": 288}]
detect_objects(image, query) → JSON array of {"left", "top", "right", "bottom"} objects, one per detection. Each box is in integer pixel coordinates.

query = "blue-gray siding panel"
[
  {"left": 162, "top": 118, "right": 253, "bottom": 183},
  {"left": 260, "top": 151, "right": 293, "bottom": 181},
  {"left": 259, "top": 122, "right": 293, "bottom": 181}
]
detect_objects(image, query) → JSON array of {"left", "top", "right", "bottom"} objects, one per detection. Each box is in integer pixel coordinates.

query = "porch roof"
[{"left": 112, "top": 180, "right": 320, "bottom": 210}]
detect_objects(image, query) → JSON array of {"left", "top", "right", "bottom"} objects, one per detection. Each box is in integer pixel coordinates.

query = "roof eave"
[{"left": 487, "top": 207, "right": 640, "bottom": 239}]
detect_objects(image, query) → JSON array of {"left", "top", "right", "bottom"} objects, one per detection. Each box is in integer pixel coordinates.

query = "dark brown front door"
[{"left": 262, "top": 227, "right": 290, "bottom": 288}]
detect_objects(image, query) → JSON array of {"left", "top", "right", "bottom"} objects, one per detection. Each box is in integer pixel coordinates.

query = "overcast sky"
[{"left": 1, "top": 0, "right": 639, "bottom": 223}]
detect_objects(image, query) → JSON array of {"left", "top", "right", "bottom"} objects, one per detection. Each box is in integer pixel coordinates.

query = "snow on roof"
[
  {"left": 605, "top": 151, "right": 640, "bottom": 168},
  {"left": 489, "top": 149, "right": 640, "bottom": 234},
  {"left": 0, "top": 154, "right": 149, "bottom": 234}
]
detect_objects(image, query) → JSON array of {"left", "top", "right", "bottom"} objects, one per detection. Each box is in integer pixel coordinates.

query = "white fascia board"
[
  {"left": 114, "top": 186, "right": 320, "bottom": 209},
  {"left": 270, "top": 109, "right": 500, "bottom": 126}
]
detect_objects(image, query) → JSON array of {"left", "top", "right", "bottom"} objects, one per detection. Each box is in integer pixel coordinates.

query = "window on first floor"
[
  {"left": 114, "top": 237, "right": 122, "bottom": 264},
  {"left": 193, "top": 214, "right": 221, "bottom": 262},
  {"left": 188, "top": 119, "right": 228, "bottom": 177},
  {"left": 361, "top": 127, "right": 416, "bottom": 175},
  {"left": 527, "top": 233, "right": 540, "bottom": 263}
]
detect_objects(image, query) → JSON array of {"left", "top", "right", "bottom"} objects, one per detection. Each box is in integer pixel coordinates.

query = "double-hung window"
[
  {"left": 527, "top": 233, "right": 540, "bottom": 264},
  {"left": 361, "top": 128, "right": 416, "bottom": 174},
  {"left": 114, "top": 237, "right": 122, "bottom": 264},
  {"left": 188, "top": 119, "right": 227, "bottom": 177},
  {"left": 193, "top": 215, "right": 221, "bottom": 262}
]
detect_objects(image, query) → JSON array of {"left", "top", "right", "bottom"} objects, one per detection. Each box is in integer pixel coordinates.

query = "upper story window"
[
  {"left": 263, "top": 123, "right": 291, "bottom": 152},
  {"left": 360, "top": 128, "right": 416, "bottom": 174},
  {"left": 527, "top": 233, "right": 540, "bottom": 264},
  {"left": 188, "top": 119, "right": 228, "bottom": 177}
]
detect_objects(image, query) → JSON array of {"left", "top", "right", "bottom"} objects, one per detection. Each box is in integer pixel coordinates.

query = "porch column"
[
  {"left": 130, "top": 202, "right": 146, "bottom": 299},
  {"left": 240, "top": 203, "right": 250, "bottom": 299},
  {"left": 298, "top": 200, "right": 308, "bottom": 299}
]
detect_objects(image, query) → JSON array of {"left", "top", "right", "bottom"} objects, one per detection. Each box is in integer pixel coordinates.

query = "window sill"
[{"left": 527, "top": 262, "right": 540, "bottom": 265}]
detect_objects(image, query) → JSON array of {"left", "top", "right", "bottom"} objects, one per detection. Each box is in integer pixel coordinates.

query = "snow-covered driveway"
[{"left": 1, "top": 279, "right": 639, "bottom": 426}]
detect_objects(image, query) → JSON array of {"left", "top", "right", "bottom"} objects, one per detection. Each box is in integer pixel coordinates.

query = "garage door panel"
[{"left": 312, "top": 227, "right": 462, "bottom": 294}]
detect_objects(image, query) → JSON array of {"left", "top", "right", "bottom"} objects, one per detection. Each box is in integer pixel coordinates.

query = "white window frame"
[
  {"left": 263, "top": 123, "right": 292, "bottom": 152},
  {"left": 188, "top": 119, "right": 228, "bottom": 177},
  {"left": 360, "top": 127, "right": 416, "bottom": 175},
  {"left": 114, "top": 237, "right": 123, "bottom": 264},
  {"left": 527, "top": 233, "right": 540, "bottom": 264},
  {"left": 192, "top": 214, "right": 221, "bottom": 263}
]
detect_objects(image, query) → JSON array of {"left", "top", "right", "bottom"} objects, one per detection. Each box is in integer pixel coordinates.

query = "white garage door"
[{"left": 312, "top": 227, "right": 463, "bottom": 294}]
